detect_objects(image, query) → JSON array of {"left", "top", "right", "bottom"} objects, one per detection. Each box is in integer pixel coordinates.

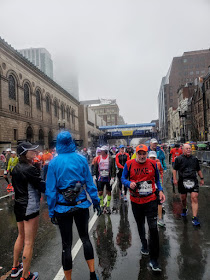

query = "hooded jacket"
[
  {"left": 45, "top": 131, "right": 100, "bottom": 218},
  {"left": 148, "top": 146, "right": 167, "bottom": 170}
]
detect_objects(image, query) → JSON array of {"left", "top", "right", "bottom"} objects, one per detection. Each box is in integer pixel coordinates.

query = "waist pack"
[
  {"left": 183, "top": 179, "right": 195, "bottom": 189},
  {"left": 132, "top": 181, "right": 153, "bottom": 197},
  {"left": 58, "top": 182, "right": 86, "bottom": 205}
]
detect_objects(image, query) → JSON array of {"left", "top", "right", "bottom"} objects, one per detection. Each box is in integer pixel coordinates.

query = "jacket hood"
[{"left": 56, "top": 131, "right": 76, "bottom": 154}]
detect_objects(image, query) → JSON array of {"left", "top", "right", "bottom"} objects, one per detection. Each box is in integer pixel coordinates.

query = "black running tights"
[{"left": 56, "top": 208, "right": 94, "bottom": 270}]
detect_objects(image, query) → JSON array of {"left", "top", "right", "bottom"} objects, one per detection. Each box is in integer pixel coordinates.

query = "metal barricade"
[{"left": 194, "top": 151, "right": 210, "bottom": 163}]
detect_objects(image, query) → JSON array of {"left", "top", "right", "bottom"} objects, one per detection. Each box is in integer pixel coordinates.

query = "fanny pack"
[
  {"left": 132, "top": 181, "right": 153, "bottom": 197},
  {"left": 183, "top": 179, "right": 195, "bottom": 189},
  {"left": 57, "top": 182, "right": 86, "bottom": 206}
]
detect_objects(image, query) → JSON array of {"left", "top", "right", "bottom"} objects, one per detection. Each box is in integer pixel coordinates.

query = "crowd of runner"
[{"left": 3, "top": 133, "right": 204, "bottom": 280}]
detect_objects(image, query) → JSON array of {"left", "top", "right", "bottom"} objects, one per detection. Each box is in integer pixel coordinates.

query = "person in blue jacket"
[
  {"left": 148, "top": 139, "right": 167, "bottom": 170},
  {"left": 45, "top": 131, "right": 101, "bottom": 280}
]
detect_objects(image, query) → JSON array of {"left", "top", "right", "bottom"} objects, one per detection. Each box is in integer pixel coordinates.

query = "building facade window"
[
  {"left": 72, "top": 109, "right": 75, "bottom": 124},
  {"left": 8, "top": 75, "right": 16, "bottom": 100},
  {"left": 36, "top": 90, "right": 41, "bottom": 110},
  {"left": 54, "top": 100, "right": 58, "bottom": 117},
  {"left": 67, "top": 107, "right": 70, "bottom": 121},
  {"left": 46, "top": 95, "right": 50, "bottom": 113},
  {"left": 14, "top": 129, "right": 17, "bottom": 140},
  {"left": 61, "top": 104, "right": 65, "bottom": 119},
  {"left": 24, "top": 83, "right": 30, "bottom": 105}
]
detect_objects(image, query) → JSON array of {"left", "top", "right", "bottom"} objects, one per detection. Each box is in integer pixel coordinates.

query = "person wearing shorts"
[
  {"left": 11, "top": 141, "right": 45, "bottom": 280},
  {"left": 173, "top": 144, "right": 204, "bottom": 226},
  {"left": 93, "top": 145, "right": 116, "bottom": 214}
]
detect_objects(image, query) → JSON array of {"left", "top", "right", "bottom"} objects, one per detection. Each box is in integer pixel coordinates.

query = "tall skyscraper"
[
  {"left": 18, "top": 48, "right": 53, "bottom": 79},
  {"left": 158, "top": 49, "right": 210, "bottom": 141}
]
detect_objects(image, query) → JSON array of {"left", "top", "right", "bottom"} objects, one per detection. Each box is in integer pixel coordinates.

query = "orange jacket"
[{"left": 42, "top": 153, "right": 53, "bottom": 165}]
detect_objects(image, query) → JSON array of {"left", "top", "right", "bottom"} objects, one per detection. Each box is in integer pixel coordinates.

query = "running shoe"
[
  {"left": 181, "top": 208, "right": 188, "bottom": 217},
  {"left": 6, "top": 183, "right": 12, "bottom": 189},
  {"left": 141, "top": 247, "right": 149, "bottom": 256},
  {"left": 20, "top": 272, "right": 39, "bottom": 280},
  {"left": 192, "top": 216, "right": 200, "bottom": 226},
  {"left": 11, "top": 262, "right": 23, "bottom": 278},
  {"left": 157, "top": 219, "right": 166, "bottom": 227},
  {"left": 149, "top": 260, "right": 162, "bottom": 272},
  {"left": 124, "top": 195, "right": 128, "bottom": 202}
]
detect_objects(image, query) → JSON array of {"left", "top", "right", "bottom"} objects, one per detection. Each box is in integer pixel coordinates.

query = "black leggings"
[
  {"left": 56, "top": 208, "right": 94, "bottom": 270},
  {"left": 131, "top": 200, "right": 159, "bottom": 261},
  {"left": 117, "top": 169, "right": 127, "bottom": 195}
]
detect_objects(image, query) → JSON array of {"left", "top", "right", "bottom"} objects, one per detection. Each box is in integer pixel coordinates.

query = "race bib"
[
  {"left": 100, "top": 169, "right": 109, "bottom": 177},
  {"left": 137, "top": 181, "right": 153, "bottom": 196},
  {"left": 183, "top": 179, "right": 195, "bottom": 189}
]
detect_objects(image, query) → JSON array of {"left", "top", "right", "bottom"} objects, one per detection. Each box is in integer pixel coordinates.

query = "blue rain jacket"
[
  {"left": 45, "top": 131, "right": 100, "bottom": 218},
  {"left": 148, "top": 146, "right": 167, "bottom": 170}
]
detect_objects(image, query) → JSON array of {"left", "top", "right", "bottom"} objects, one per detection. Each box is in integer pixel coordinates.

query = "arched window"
[
  {"left": 24, "top": 83, "right": 30, "bottom": 105},
  {"left": 67, "top": 107, "right": 70, "bottom": 121},
  {"left": 39, "top": 129, "right": 44, "bottom": 145},
  {"left": 54, "top": 100, "right": 58, "bottom": 117},
  {"left": 61, "top": 104, "right": 65, "bottom": 119},
  {"left": 36, "top": 90, "right": 41, "bottom": 110},
  {"left": 72, "top": 109, "right": 75, "bottom": 124},
  {"left": 207, "top": 99, "right": 210, "bottom": 110},
  {"left": 46, "top": 95, "right": 50, "bottom": 113},
  {"left": 26, "top": 126, "right": 33, "bottom": 142},
  {"left": 48, "top": 131, "right": 53, "bottom": 148},
  {"left": 8, "top": 75, "right": 16, "bottom": 100}
]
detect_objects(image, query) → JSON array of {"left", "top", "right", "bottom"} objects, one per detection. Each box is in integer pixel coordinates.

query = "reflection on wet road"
[{"left": 1, "top": 165, "right": 210, "bottom": 279}]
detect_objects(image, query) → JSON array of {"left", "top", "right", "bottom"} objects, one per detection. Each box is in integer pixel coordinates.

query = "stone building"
[
  {"left": 81, "top": 99, "right": 121, "bottom": 126},
  {"left": 0, "top": 37, "right": 80, "bottom": 151},
  {"left": 158, "top": 49, "right": 210, "bottom": 141},
  {"left": 78, "top": 105, "right": 106, "bottom": 148}
]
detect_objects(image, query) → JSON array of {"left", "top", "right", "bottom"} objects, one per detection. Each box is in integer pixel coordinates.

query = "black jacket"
[{"left": 12, "top": 161, "right": 45, "bottom": 216}]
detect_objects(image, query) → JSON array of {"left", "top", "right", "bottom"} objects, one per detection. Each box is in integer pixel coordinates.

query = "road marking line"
[
  {"left": 0, "top": 193, "right": 14, "bottom": 200},
  {"left": 53, "top": 180, "right": 117, "bottom": 280}
]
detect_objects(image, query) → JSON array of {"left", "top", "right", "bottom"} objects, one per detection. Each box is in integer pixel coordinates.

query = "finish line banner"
[{"left": 111, "top": 130, "right": 148, "bottom": 137}]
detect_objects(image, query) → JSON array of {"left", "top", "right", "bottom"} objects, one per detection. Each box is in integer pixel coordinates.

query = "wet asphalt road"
[{"left": 1, "top": 165, "right": 210, "bottom": 280}]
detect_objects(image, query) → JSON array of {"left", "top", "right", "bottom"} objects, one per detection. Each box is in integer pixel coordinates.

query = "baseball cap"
[
  {"left": 150, "top": 138, "right": 158, "bottom": 144},
  {"left": 17, "top": 141, "right": 39, "bottom": 156},
  {"left": 101, "top": 145, "right": 108, "bottom": 151},
  {"left": 6, "top": 148, "right": 11, "bottom": 152},
  {"left": 11, "top": 151, "right": 16, "bottom": 154},
  {"left": 119, "top": 145, "right": 125, "bottom": 149},
  {"left": 136, "top": 144, "right": 148, "bottom": 153},
  {"left": 148, "top": 151, "right": 157, "bottom": 158}
]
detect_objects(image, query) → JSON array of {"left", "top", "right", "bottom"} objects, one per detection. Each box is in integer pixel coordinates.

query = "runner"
[
  {"left": 169, "top": 144, "right": 183, "bottom": 193},
  {"left": 42, "top": 148, "right": 53, "bottom": 180},
  {"left": 148, "top": 151, "right": 165, "bottom": 227},
  {"left": 6, "top": 151, "right": 19, "bottom": 191},
  {"left": 45, "top": 131, "right": 101, "bottom": 280},
  {"left": 11, "top": 141, "right": 44, "bottom": 280},
  {"left": 122, "top": 144, "right": 165, "bottom": 272},
  {"left": 93, "top": 145, "right": 116, "bottom": 214},
  {"left": 115, "top": 145, "right": 130, "bottom": 201},
  {"left": 4, "top": 148, "right": 11, "bottom": 188},
  {"left": 173, "top": 143, "right": 204, "bottom": 226},
  {"left": 148, "top": 138, "right": 167, "bottom": 171}
]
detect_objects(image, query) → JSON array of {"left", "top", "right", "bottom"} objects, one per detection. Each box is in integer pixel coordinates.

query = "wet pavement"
[{"left": 1, "top": 165, "right": 210, "bottom": 279}]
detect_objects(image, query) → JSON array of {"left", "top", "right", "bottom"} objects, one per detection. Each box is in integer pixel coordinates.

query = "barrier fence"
[{"left": 194, "top": 151, "right": 210, "bottom": 163}]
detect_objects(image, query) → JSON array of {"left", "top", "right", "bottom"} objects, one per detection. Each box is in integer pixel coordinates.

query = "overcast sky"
[{"left": 1, "top": 0, "right": 210, "bottom": 123}]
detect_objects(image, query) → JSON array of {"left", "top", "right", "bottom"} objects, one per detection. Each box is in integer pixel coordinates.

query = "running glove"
[
  {"left": 110, "top": 177, "right": 115, "bottom": 185},
  {"left": 93, "top": 204, "right": 102, "bottom": 216}
]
